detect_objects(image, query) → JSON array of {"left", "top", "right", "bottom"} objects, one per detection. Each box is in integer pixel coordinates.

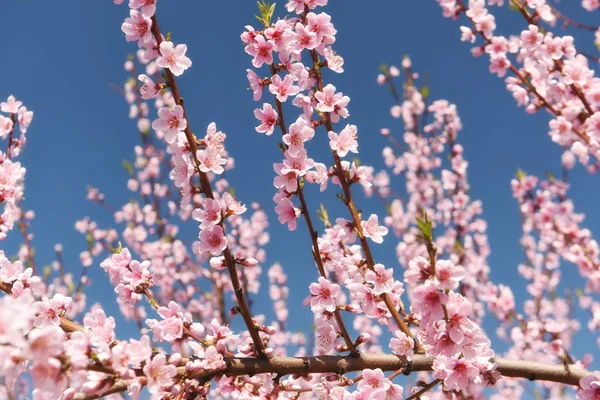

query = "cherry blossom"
[{"left": 156, "top": 41, "right": 192, "bottom": 76}]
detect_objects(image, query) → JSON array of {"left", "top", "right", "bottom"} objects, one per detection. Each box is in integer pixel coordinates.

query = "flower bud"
[{"left": 355, "top": 332, "right": 371, "bottom": 345}]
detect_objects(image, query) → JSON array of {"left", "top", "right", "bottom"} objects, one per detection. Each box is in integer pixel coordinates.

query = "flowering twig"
[{"left": 149, "top": 14, "right": 266, "bottom": 357}]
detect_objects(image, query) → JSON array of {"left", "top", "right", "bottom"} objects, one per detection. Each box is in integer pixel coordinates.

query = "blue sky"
[{"left": 1, "top": 0, "right": 599, "bottom": 372}]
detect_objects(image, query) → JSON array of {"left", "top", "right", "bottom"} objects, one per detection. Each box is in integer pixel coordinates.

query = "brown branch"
[
  {"left": 0, "top": 281, "right": 85, "bottom": 332},
  {"left": 549, "top": 4, "right": 599, "bottom": 32},
  {"left": 73, "top": 354, "right": 592, "bottom": 399},
  {"left": 308, "top": 48, "right": 420, "bottom": 350},
  {"left": 406, "top": 378, "right": 442, "bottom": 400},
  {"left": 149, "top": 14, "right": 266, "bottom": 357},
  {"left": 267, "top": 62, "right": 358, "bottom": 355}
]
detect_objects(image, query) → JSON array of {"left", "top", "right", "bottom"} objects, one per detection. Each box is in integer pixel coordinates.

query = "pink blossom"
[
  {"left": 245, "top": 35, "right": 274, "bottom": 68},
  {"left": 389, "top": 330, "right": 414, "bottom": 359},
  {"left": 315, "top": 315, "right": 337, "bottom": 353},
  {"left": 254, "top": 103, "right": 278, "bottom": 135},
  {"left": 247, "top": 69, "right": 264, "bottom": 101},
  {"left": 83, "top": 308, "right": 117, "bottom": 346},
  {"left": 197, "top": 147, "right": 226, "bottom": 174},
  {"left": 324, "top": 46, "right": 344, "bottom": 73},
  {"left": 0, "top": 95, "right": 22, "bottom": 114},
  {"left": 156, "top": 41, "right": 192, "bottom": 76},
  {"left": 357, "top": 368, "right": 391, "bottom": 398},
  {"left": 143, "top": 354, "right": 177, "bottom": 393},
  {"left": 152, "top": 105, "right": 187, "bottom": 144},
  {"left": 274, "top": 197, "right": 300, "bottom": 231},
  {"left": 198, "top": 225, "right": 228, "bottom": 255},
  {"left": 0, "top": 256, "right": 23, "bottom": 283},
  {"left": 121, "top": 10, "right": 152, "bottom": 43},
  {"left": 138, "top": 74, "right": 161, "bottom": 99},
  {"left": 328, "top": 124, "right": 358, "bottom": 157},
  {"left": 129, "top": 0, "right": 157, "bottom": 17},
  {"left": 287, "top": 22, "right": 319, "bottom": 54},
  {"left": 192, "top": 198, "right": 222, "bottom": 229},
  {"left": 202, "top": 346, "right": 226, "bottom": 371},
  {"left": 28, "top": 325, "right": 65, "bottom": 359},
  {"left": 404, "top": 256, "right": 433, "bottom": 283},
  {"left": 127, "top": 335, "right": 153, "bottom": 368},
  {"left": 34, "top": 294, "right": 72, "bottom": 327},
  {"left": 412, "top": 280, "right": 448, "bottom": 322},
  {"left": 305, "top": 277, "right": 340, "bottom": 312},
  {"left": 365, "top": 263, "right": 394, "bottom": 295},
  {"left": 304, "top": 162, "right": 328, "bottom": 191},
  {"left": 280, "top": 148, "right": 314, "bottom": 177},
  {"left": 17, "top": 106, "right": 33, "bottom": 133},
  {"left": 265, "top": 20, "right": 289, "bottom": 51},
  {"left": 435, "top": 259, "right": 466, "bottom": 290},
  {"left": 123, "top": 259, "right": 152, "bottom": 287},
  {"left": 0, "top": 115, "right": 13, "bottom": 139},
  {"left": 220, "top": 192, "right": 247, "bottom": 216},
  {"left": 579, "top": 375, "right": 600, "bottom": 400},
  {"left": 361, "top": 214, "right": 388, "bottom": 244},
  {"left": 315, "top": 83, "right": 339, "bottom": 113},
  {"left": 434, "top": 356, "right": 480, "bottom": 391},
  {"left": 269, "top": 74, "right": 300, "bottom": 102},
  {"left": 283, "top": 117, "right": 314, "bottom": 156}
]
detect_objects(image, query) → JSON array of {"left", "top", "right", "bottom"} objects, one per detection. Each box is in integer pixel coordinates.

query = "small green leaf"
[
  {"left": 317, "top": 203, "right": 329, "bottom": 224},
  {"left": 85, "top": 232, "right": 94, "bottom": 247},
  {"left": 111, "top": 241, "right": 123, "bottom": 254},
  {"left": 516, "top": 168, "right": 527, "bottom": 181},
  {"left": 165, "top": 31, "right": 172, "bottom": 42},
  {"left": 415, "top": 211, "right": 433, "bottom": 240},
  {"left": 122, "top": 160, "right": 134, "bottom": 175},
  {"left": 256, "top": 1, "right": 276, "bottom": 26}
]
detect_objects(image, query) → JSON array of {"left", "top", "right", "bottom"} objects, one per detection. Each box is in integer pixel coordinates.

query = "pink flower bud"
[{"left": 355, "top": 332, "right": 371, "bottom": 345}]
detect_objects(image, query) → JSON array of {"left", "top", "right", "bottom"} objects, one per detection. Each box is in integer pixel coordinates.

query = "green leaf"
[
  {"left": 122, "top": 160, "right": 134, "bottom": 175},
  {"left": 256, "top": 1, "right": 276, "bottom": 26},
  {"left": 516, "top": 168, "right": 527, "bottom": 181},
  {"left": 86, "top": 232, "right": 94, "bottom": 248},
  {"left": 420, "top": 85, "right": 429, "bottom": 98},
  {"left": 165, "top": 32, "right": 172, "bottom": 42},
  {"left": 111, "top": 241, "right": 123, "bottom": 254},
  {"left": 415, "top": 211, "right": 432, "bottom": 240},
  {"left": 317, "top": 203, "right": 329, "bottom": 224}
]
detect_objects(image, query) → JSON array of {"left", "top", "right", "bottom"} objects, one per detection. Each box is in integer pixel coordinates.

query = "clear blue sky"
[{"left": 1, "top": 1, "right": 599, "bottom": 366}]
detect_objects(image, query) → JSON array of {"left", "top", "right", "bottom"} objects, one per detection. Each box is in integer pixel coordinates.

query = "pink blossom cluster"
[
  {"left": 375, "top": 60, "right": 493, "bottom": 327},
  {"left": 2, "top": 0, "right": 600, "bottom": 399},
  {"left": 436, "top": 0, "right": 600, "bottom": 173},
  {"left": 0, "top": 95, "right": 32, "bottom": 240}
]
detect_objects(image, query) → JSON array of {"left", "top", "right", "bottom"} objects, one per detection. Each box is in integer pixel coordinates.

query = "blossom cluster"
[
  {"left": 1, "top": 0, "right": 600, "bottom": 399},
  {"left": 436, "top": 0, "right": 600, "bottom": 173},
  {"left": 0, "top": 95, "right": 32, "bottom": 240}
]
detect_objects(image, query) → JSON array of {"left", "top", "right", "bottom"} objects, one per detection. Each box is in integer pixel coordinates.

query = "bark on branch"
[{"left": 74, "top": 354, "right": 591, "bottom": 399}]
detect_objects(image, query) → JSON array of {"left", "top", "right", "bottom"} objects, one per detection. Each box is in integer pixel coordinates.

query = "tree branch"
[
  {"left": 149, "top": 14, "right": 266, "bottom": 357},
  {"left": 73, "top": 354, "right": 592, "bottom": 399}
]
